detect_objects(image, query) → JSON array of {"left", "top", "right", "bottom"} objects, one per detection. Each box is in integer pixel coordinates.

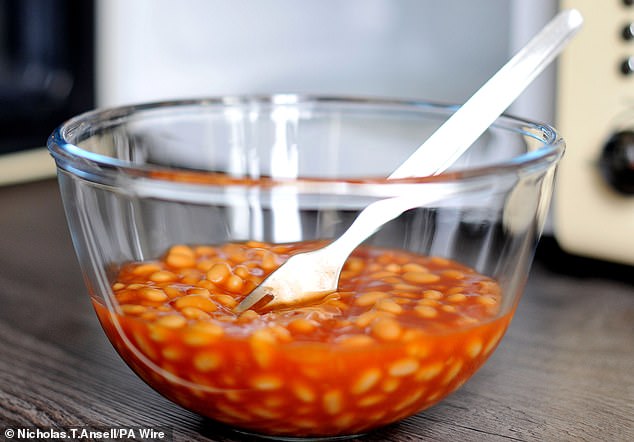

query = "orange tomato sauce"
[{"left": 93, "top": 240, "right": 512, "bottom": 438}]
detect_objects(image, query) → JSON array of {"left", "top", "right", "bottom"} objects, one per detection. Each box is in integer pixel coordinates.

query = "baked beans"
[{"left": 94, "top": 240, "right": 510, "bottom": 438}]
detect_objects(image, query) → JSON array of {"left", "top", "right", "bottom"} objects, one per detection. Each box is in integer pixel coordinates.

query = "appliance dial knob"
[
  {"left": 599, "top": 131, "right": 634, "bottom": 194},
  {"left": 620, "top": 57, "right": 634, "bottom": 75}
]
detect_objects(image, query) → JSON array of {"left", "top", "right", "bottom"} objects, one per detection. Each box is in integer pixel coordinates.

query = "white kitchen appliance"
[{"left": 556, "top": 0, "right": 634, "bottom": 265}]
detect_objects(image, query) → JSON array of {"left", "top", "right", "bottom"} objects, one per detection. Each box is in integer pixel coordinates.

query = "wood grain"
[{"left": 0, "top": 179, "right": 632, "bottom": 441}]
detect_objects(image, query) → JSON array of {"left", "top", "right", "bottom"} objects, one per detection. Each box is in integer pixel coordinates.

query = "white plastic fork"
[{"left": 235, "top": 9, "right": 583, "bottom": 313}]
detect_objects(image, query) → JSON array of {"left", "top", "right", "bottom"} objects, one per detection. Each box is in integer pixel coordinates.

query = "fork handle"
[{"left": 322, "top": 182, "right": 484, "bottom": 259}]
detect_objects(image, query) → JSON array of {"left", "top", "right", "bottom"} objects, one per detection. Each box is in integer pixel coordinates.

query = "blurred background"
[
  {"left": 0, "top": 0, "right": 556, "bottom": 157},
  {"left": 1, "top": 0, "right": 633, "bottom": 266}
]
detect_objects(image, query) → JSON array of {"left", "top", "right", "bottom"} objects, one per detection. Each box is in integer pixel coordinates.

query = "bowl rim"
[{"left": 46, "top": 94, "right": 565, "bottom": 187}]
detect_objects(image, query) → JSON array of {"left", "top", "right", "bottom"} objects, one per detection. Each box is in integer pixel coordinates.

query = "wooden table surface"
[{"left": 0, "top": 179, "right": 632, "bottom": 442}]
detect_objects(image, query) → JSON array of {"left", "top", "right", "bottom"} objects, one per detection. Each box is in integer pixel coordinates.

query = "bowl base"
[{"left": 233, "top": 428, "right": 366, "bottom": 441}]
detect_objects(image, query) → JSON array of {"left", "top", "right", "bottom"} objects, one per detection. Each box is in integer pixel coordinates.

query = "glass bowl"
[{"left": 47, "top": 95, "right": 563, "bottom": 439}]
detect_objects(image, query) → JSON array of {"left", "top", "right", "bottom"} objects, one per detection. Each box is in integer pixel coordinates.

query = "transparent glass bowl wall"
[{"left": 48, "top": 96, "right": 563, "bottom": 436}]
